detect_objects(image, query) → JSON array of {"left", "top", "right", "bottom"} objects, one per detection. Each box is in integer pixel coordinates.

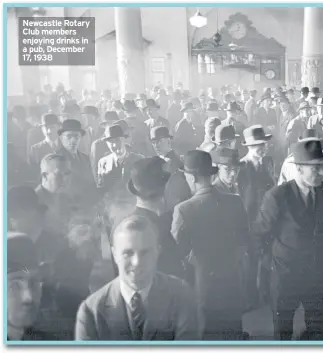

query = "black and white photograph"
[{"left": 4, "top": 3, "right": 323, "bottom": 345}]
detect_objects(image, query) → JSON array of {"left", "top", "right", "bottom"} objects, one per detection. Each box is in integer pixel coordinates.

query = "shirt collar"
[{"left": 120, "top": 279, "right": 152, "bottom": 307}]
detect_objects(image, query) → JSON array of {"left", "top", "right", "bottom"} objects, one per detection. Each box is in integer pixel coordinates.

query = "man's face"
[
  {"left": 146, "top": 107, "right": 159, "bottom": 119},
  {"left": 263, "top": 99, "right": 272, "bottom": 110},
  {"left": 184, "top": 109, "right": 194, "bottom": 121},
  {"left": 220, "top": 139, "right": 237, "bottom": 150},
  {"left": 137, "top": 99, "right": 146, "bottom": 109},
  {"left": 280, "top": 102, "right": 289, "bottom": 112},
  {"left": 106, "top": 137, "right": 126, "bottom": 157},
  {"left": 300, "top": 109, "right": 311, "bottom": 119},
  {"left": 112, "top": 227, "right": 159, "bottom": 291},
  {"left": 249, "top": 143, "right": 268, "bottom": 159},
  {"left": 298, "top": 164, "right": 323, "bottom": 187},
  {"left": 152, "top": 137, "right": 171, "bottom": 156},
  {"left": 8, "top": 269, "right": 42, "bottom": 329},
  {"left": 41, "top": 124, "right": 59, "bottom": 142},
  {"left": 218, "top": 164, "right": 240, "bottom": 185},
  {"left": 9, "top": 210, "right": 44, "bottom": 241},
  {"left": 317, "top": 106, "right": 323, "bottom": 115},
  {"left": 286, "top": 93, "right": 294, "bottom": 102},
  {"left": 43, "top": 161, "right": 72, "bottom": 193},
  {"left": 60, "top": 131, "right": 82, "bottom": 154}
]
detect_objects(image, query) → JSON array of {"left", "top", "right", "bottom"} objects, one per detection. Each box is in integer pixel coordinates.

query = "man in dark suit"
[
  {"left": 171, "top": 150, "right": 249, "bottom": 340},
  {"left": 127, "top": 157, "right": 186, "bottom": 279},
  {"left": 57, "top": 119, "right": 98, "bottom": 208},
  {"left": 212, "top": 148, "right": 242, "bottom": 195},
  {"left": 144, "top": 99, "right": 170, "bottom": 130},
  {"left": 29, "top": 114, "right": 61, "bottom": 168},
  {"left": 174, "top": 102, "right": 198, "bottom": 155},
  {"left": 90, "top": 111, "right": 119, "bottom": 182},
  {"left": 150, "top": 126, "right": 191, "bottom": 210},
  {"left": 7, "top": 233, "right": 54, "bottom": 341},
  {"left": 75, "top": 215, "right": 201, "bottom": 340},
  {"left": 253, "top": 139, "right": 323, "bottom": 340}
]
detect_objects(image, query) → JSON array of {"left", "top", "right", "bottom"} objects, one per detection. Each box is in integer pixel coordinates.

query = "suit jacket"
[
  {"left": 162, "top": 150, "right": 191, "bottom": 210},
  {"left": 97, "top": 151, "right": 143, "bottom": 193},
  {"left": 253, "top": 180, "right": 323, "bottom": 277},
  {"left": 244, "top": 97, "right": 257, "bottom": 123},
  {"left": 174, "top": 119, "right": 197, "bottom": 156},
  {"left": 307, "top": 114, "right": 323, "bottom": 138},
  {"left": 166, "top": 103, "right": 182, "bottom": 133},
  {"left": 29, "top": 139, "right": 61, "bottom": 166},
  {"left": 90, "top": 138, "right": 111, "bottom": 183},
  {"left": 171, "top": 186, "right": 249, "bottom": 310},
  {"left": 75, "top": 272, "right": 200, "bottom": 340},
  {"left": 131, "top": 207, "right": 186, "bottom": 279},
  {"left": 238, "top": 154, "right": 275, "bottom": 223},
  {"left": 145, "top": 116, "right": 170, "bottom": 130},
  {"left": 254, "top": 107, "right": 277, "bottom": 127},
  {"left": 27, "top": 127, "right": 44, "bottom": 155}
]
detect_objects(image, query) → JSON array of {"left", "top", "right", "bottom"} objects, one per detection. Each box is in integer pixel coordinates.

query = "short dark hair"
[
  {"left": 40, "top": 153, "right": 68, "bottom": 173},
  {"left": 111, "top": 215, "right": 159, "bottom": 246}
]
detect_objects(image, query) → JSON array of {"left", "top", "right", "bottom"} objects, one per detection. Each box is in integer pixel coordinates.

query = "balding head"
[
  {"left": 40, "top": 154, "right": 71, "bottom": 193},
  {"left": 111, "top": 215, "right": 160, "bottom": 291}
]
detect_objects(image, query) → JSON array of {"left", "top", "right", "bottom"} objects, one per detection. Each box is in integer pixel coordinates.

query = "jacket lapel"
[{"left": 103, "top": 278, "right": 133, "bottom": 340}]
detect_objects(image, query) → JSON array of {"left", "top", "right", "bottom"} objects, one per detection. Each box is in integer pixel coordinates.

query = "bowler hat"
[
  {"left": 299, "top": 129, "right": 319, "bottom": 141},
  {"left": 103, "top": 125, "right": 128, "bottom": 141},
  {"left": 40, "top": 113, "right": 60, "bottom": 126},
  {"left": 311, "top": 87, "right": 320, "bottom": 94},
  {"left": 144, "top": 99, "right": 160, "bottom": 110},
  {"left": 58, "top": 119, "right": 85, "bottom": 136},
  {"left": 179, "top": 150, "right": 218, "bottom": 176},
  {"left": 316, "top": 98, "right": 323, "bottom": 106},
  {"left": 207, "top": 102, "right": 219, "bottom": 112},
  {"left": 292, "top": 139, "right": 323, "bottom": 165},
  {"left": 301, "top": 87, "right": 310, "bottom": 94},
  {"left": 150, "top": 126, "right": 173, "bottom": 142},
  {"left": 123, "top": 100, "right": 137, "bottom": 113},
  {"left": 83, "top": 105, "right": 99, "bottom": 117},
  {"left": 8, "top": 233, "right": 39, "bottom": 274},
  {"left": 100, "top": 111, "right": 119, "bottom": 127},
  {"left": 242, "top": 125, "right": 272, "bottom": 146},
  {"left": 113, "top": 119, "right": 132, "bottom": 133},
  {"left": 63, "top": 102, "right": 81, "bottom": 115},
  {"left": 214, "top": 125, "right": 240, "bottom": 144},
  {"left": 127, "top": 157, "right": 171, "bottom": 198},
  {"left": 212, "top": 147, "right": 242, "bottom": 166},
  {"left": 181, "top": 102, "right": 195, "bottom": 113},
  {"left": 298, "top": 101, "right": 311, "bottom": 112},
  {"left": 224, "top": 101, "right": 242, "bottom": 112},
  {"left": 8, "top": 185, "right": 47, "bottom": 215}
]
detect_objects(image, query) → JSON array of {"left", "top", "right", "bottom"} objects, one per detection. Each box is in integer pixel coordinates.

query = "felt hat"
[
  {"left": 292, "top": 139, "right": 323, "bottom": 165},
  {"left": 58, "top": 119, "right": 85, "bottom": 136},
  {"left": 298, "top": 102, "right": 311, "bottom": 112},
  {"left": 103, "top": 125, "right": 128, "bottom": 141},
  {"left": 150, "top": 126, "right": 173, "bottom": 142},
  {"left": 100, "top": 111, "right": 120, "bottom": 127},
  {"left": 40, "top": 113, "right": 60, "bottom": 126},
  {"left": 214, "top": 125, "right": 240, "bottom": 144},
  {"left": 144, "top": 99, "right": 160, "bottom": 110},
  {"left": 8, "top": 186, "right": 47, "bottom": 215},
  {"left": 242, "top": 125, "right": 272, "bottom": 146},
  {"left": 123, "top": 100, "right": 137, "bottom": 113},
  {"left": 127, "top": 157, "right": 171, "bottom": 198},
  {"left": 179, "top": 150, "right": 218, "bottom": 176},
  {"left": 83, "top": 105, "right": 100, "bottom": 117},
  {"left": 180, "top": 102, "right": 195, "bottom": 113},
  {"left": 224, "top": 101, "right": 242, "bottom": 111},
  {"left": 212, "top": 147, "right": 242, "bottom": 166}
]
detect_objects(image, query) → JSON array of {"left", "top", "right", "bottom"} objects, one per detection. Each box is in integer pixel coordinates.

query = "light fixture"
[
  {"left": 189, "top": 10, "right": 207, "bottom": 28},
  {"left": 31, "top": 7, "right": 46, "bottom": 17}
]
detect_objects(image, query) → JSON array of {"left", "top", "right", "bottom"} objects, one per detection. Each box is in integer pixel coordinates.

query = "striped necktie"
[{"left": 130, "top": 292, "right": 145, "bottom": 340}]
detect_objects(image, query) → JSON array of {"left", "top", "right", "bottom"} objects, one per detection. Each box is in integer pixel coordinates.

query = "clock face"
[
  {"left": 265, "top": 69, "right": 276, "bottom": 80},
  {"left": 229, "top": 22, "right": 247, "bottom": 39}
]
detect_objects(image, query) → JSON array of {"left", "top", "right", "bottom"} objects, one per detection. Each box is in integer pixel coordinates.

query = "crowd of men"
[{"left": 6, "top": 82, "right": 323, "bottom": 341}]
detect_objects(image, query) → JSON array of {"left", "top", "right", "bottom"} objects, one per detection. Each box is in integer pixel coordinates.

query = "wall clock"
[
  {"left": 228, "top": 22, "right": 247, "bottom": 40},
  {"left": 265, "top": 69, "right": 276, "bottom": 80}
]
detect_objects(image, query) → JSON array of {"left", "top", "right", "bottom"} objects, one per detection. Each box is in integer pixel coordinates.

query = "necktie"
[
  {"left": 306, "top": 189, "right": 315, "bottom": 212},
  {"left": 130, "top": 292, "right": 145, "bottom": 340}
]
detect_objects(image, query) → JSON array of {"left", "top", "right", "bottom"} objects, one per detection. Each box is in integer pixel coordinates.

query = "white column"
[
  {"left": 115, "top": 8, "right": 146, "bottom": 97},
  {"left": 301, "top": 7, "right": 323, "bottom": 90}
]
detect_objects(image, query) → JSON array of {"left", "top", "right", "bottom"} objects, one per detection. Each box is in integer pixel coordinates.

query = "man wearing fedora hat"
[
  {"left": 174, "top": 102, "right": 198, "bottom": 155},
  {"left": 144, "top": 99, "right": 169, "bottom": 131},
  {"left": 97, "top": 125, "right": 143, "bottom": 194},
  {"left": 123, "top": 100, "right": 152, "bottom": 156},
  {"left": 57, "top": 119, "right": 97, "bottom": 205},
  {"left": 212, "top": 148, "right": 242, "bottom": 195},
  {"left": 307, "top": 97, "right": 323, "bottom": 138},
  {"left": 278, "top": 129, "right": 320, "bottom": 185},
  {"left": 253, "top": 139, "right": 323, "bottom": 340},
  {"left": 310, "top": 87, "right": 320, "bottom": 99},
  {"left": 112, "top": 100, "right": 126, "bottom": 120},
  {"left": 244, "top": 90, "right": 258, "bottom": 123},
  {"left": 296, "top": 87, "right": 310, "bottom": 106},
  {"left": 222, "top": 101, "right": 246, "bottom": 137},
  {"left": 254, "top": 94, "right": 277, "bottom": 131},
  {"left": 286, "top": 101, "right": 312, "bottom": 149},
  {"left": 90, "top": 111, "right": 120, "bottom": 182},
  {"left": 7, "top": 233, "right": 55, "bottom": 341},
  {"left": 150, "top": 126, "right": 191, "bottom": 210},
  {"left": 128, "top": 157, "right": 186, "bottom": 278},
  {"left": 28, "top": 114, "right": 62, "bottom": 168},
  {"left": 172, "top": 150, "right": 250, "bottom": 339},
  {"left": 135, "top": 93, "right": 149, "bottom": 121}
]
